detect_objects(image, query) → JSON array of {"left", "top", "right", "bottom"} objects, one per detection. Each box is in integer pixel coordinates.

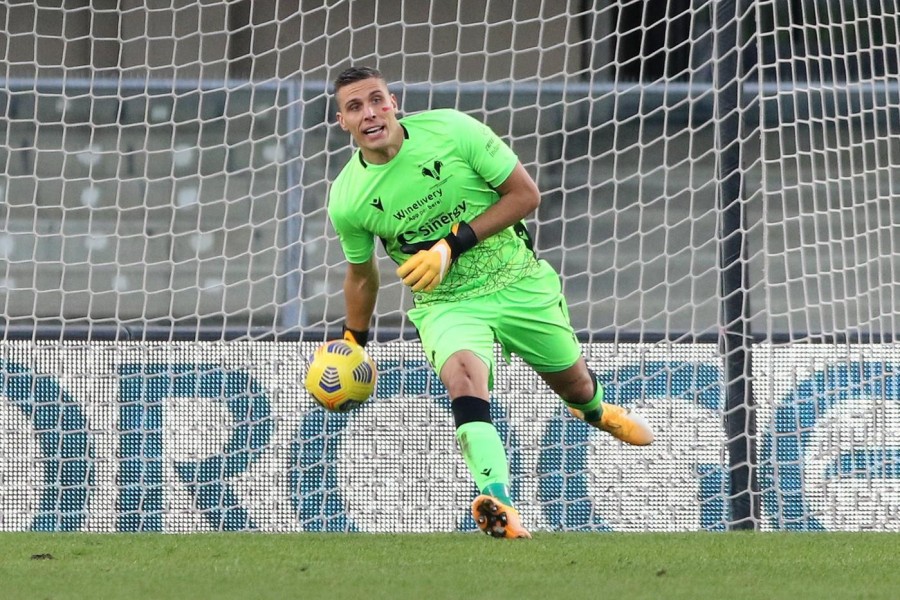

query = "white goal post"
[{"left": 1, "top": 1, "right": 899, "bottom": 532}]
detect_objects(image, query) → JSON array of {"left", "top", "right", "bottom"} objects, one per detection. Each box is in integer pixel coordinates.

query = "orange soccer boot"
[
  {"left": 471, "top": 494, "right": 532, "bottom": 539},
  {"left": 567, "top": 402, "right": 654, "bottom": 446}
]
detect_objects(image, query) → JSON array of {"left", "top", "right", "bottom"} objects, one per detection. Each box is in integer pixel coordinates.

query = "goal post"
[
  {"left": 714, "top": 0, "right": 758, "bottom": 531},
  {"left": 1, "top": 1, "right": 900, "bottom": 532}
]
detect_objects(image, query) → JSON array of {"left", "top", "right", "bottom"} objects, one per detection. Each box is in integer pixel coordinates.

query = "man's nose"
[{"left": 363, "top": 103, "right": 376, "bottom": 117}]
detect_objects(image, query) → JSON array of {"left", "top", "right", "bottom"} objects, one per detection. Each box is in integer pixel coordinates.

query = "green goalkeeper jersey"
[{"left": 328, "top": 108, "right": 541, "bottom": 306}]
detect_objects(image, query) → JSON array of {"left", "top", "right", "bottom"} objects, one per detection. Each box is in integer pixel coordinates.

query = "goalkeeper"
[{"left": 327, "top": 66, "right": 654, "bottom": 539}]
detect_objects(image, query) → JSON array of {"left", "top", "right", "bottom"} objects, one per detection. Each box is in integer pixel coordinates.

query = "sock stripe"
[
  {"left": 563, "top": 371, "right": 605, "bottom": 414},
  {"left": 451, "top": 395, "right": 491, "bottom": 427}
]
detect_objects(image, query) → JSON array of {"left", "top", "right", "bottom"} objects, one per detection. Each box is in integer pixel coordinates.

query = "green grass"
[{"left": 0, "top": 532, "right": 897, "bottom": 600}]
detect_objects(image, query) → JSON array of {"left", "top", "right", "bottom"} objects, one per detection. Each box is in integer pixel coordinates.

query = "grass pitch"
[{"left": 0, "top": 532, "right": 896, "bottom": 600}]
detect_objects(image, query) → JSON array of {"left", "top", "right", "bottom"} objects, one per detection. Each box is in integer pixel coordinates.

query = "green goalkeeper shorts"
[{"left": 407, "top": 259, "right": 582, "bottom": 389}]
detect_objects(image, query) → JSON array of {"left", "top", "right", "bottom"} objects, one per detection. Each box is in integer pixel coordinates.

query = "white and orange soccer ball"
[{"left": 304, "top": 340, "right": 377, "bottom": 412}]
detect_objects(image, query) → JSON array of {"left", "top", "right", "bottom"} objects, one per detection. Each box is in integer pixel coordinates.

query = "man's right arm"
[{"left": 343, "top": 255, "right": 380, "bottom": 343}]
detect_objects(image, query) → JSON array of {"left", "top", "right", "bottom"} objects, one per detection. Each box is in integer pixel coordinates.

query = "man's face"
[{"left": 335, "top": 77, "right": 400, "bottom": 159}]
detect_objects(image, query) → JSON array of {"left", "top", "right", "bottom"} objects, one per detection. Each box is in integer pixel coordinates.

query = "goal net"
[{"left": 1, "top": 0, "right": 899, "bottom": 532}]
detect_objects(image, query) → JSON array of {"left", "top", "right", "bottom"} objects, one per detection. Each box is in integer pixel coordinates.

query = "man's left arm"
[
  {"left": 396, "top": 161, "right": 540, "bottom": 292},
  {"left": 466, "top": 161, "right": 540, "bottom": 241}
]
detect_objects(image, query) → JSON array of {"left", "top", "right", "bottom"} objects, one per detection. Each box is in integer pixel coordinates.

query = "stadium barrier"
[{"left": 1, "top": 339, "right": 896, "bottom": 532}]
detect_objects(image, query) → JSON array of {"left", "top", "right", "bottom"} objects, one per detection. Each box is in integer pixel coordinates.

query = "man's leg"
[
  {"left": 440, "top": 351, "right": 530, "bottom": 539},
  {"left": 409, "top": 301, "right": 531, "bottom": 539},
  {"left": 539, "top": 357, "right": 654, "bottom": 446},
  {"left": 491, "top": 262, "right": 653, "bottom": 446}
]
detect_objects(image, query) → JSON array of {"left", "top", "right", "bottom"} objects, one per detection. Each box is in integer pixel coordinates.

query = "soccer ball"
[{"left": 304, "top": 340, "right": 377, "bottom": 412}]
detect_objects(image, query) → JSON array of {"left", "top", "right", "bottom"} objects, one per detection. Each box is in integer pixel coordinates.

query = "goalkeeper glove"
[
  {"left": 396, "top": 221, "right": 478, "bottom": 292},
  {"left": 342, "top": 323, "right": 369, "bottom": 347}
]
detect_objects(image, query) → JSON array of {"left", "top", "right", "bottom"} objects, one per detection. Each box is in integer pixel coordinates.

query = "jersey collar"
[{"left": 358, "top": 124, "right": 410, "bottom": 168}]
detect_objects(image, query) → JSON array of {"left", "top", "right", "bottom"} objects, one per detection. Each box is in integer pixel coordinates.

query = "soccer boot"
[
  {"left": 471, "top": 494, "right": 532, "bottom": 539},
  {"left": 567, "top": 402, "right": 654, "bottom": 446}
]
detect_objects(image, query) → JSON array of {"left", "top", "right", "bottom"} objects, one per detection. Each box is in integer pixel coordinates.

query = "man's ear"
[{"left": 336, "top": 111, "right": 348, "bottom": 131}]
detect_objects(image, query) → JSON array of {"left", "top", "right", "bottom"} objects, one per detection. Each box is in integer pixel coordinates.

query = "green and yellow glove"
[{"left": 396, "top": 222, "right": 478, "bottom": 292}]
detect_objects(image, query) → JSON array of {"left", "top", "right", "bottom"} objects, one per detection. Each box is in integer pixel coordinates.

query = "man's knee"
[{"left": 440, "top": 350, "right": 490, "bottom": 398}]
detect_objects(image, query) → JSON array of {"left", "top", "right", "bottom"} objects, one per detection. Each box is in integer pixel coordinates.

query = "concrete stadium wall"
[{"left": 0, "top": 0, "right": 590, "bottom": 82}]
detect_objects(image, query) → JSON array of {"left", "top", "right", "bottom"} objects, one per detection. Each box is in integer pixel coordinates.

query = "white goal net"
[{"left": 1, "top": 0, "right": 899, "bottom": 532}]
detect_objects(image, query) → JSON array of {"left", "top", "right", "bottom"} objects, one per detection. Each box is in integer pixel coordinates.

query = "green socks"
[
  {"left": 455, "top": 421, "right": 512, "bottom": 505},
  {"left": 564, "top": 379, "right": 605, "bottom": 422},
  {"left": 452, "top": 381, "right": 606, "bottom": 506}
]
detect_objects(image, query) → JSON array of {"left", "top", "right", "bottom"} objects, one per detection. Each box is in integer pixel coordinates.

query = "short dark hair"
[{"left": 332, "top": 66, "right": 384, "bottom": 94}]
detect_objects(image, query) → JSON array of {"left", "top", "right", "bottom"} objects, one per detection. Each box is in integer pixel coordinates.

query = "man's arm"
[
  {"left": 396, "top": 161, "right": 540, "bottom": 292},
  {"left": 467, "top": 161, "right": 540, "bottom": 241},
  {"left": 344, "top": 255, "right": 380, "bottom": 335}
]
